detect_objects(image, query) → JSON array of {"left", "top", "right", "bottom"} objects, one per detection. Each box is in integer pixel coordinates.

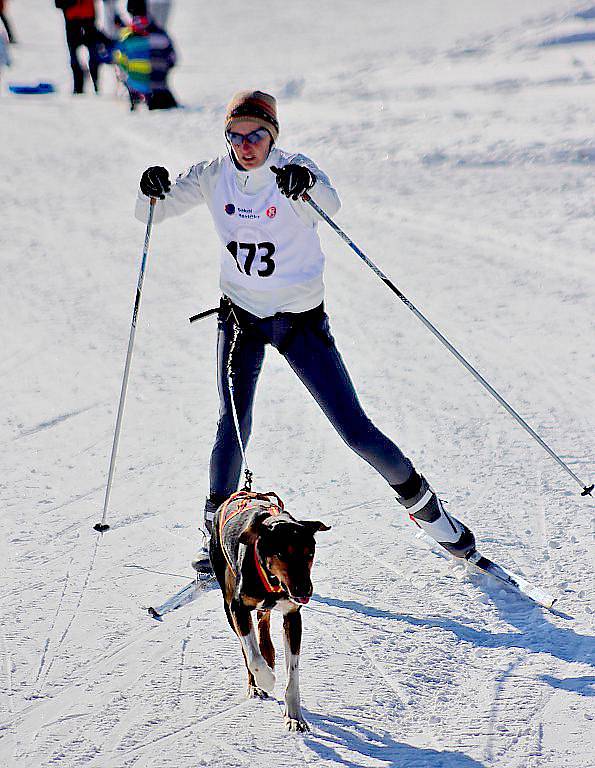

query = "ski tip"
[
  {"left": 548, "top": 604, "right": 574, "bottom": 620},
  {"left": 525, "top": 591, "right": 557, "bottom": 611},
  {"left": 147, "top": 607, "right": 163, "bottom": 620}
]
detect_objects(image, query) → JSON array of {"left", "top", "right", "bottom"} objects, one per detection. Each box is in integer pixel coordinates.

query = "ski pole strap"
[
  {"left": 189, "top": 307, "right": 219, "bottom": 323},
  {"left": 303, "top": 194, "right": 593, "bottom": 498}
]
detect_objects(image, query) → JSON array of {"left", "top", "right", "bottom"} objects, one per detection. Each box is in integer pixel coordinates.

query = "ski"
[
  {"left": 416, "top": 532, "right": 556, "bottom": 610},
  {"left": 147, "top": 574, "right": 216, "bottom": 619},
  {"left": 465, "top": 550, "right": 556, "bottom": 609}
]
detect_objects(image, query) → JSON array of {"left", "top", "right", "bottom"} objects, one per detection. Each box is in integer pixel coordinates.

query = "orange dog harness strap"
[
  {"left": 254, "top": 540, "right": 285, "bottom": 594},
  {"left": 219, "top": 490, "right": 286, "bottom": 592}
]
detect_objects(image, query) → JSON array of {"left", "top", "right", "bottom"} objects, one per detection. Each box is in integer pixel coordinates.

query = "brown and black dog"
[{"left": 209, "top": 490, "right": 330, "bottom": 731}]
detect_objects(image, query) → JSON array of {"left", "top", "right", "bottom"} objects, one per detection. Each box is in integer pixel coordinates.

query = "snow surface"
[{"left": 2, "top": 1, "right": 594, "bottom": 766}]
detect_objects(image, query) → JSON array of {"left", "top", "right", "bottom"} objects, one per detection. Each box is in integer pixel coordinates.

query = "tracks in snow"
[
  {"left": 30, "top": 534, "right": 100, "bottom": 700},
  {"left": 311, "top": 499, "right": 564, "bottom": 764}
]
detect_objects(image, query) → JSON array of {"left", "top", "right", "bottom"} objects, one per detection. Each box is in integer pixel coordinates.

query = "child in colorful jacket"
[{"left": 114, "top": 14, "right": 176, "bottom": 110}]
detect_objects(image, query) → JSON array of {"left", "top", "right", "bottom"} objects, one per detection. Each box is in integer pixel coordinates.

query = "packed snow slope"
[{"left": 1, "top": 1, "right": 594, "bottom": 766}]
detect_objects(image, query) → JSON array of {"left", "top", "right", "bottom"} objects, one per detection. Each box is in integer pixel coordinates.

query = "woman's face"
[{"left": 228, "top": 119, "right": 272, "bottom": 170}]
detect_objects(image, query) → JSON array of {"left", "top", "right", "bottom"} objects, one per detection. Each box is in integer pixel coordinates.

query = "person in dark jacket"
[
  {"left": 145, "top": 18, "right": 177, "bottom": 110},
  {"left": 0, "top": 0, "right": 16, "bottom": 44},
  {"left": 55, "top": 0, "right": 102, "bottom": 93}
]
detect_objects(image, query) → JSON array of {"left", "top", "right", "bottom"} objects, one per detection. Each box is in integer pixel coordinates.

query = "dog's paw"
[
  {"left": 284, "top": 715, "right": 309, "bottom": 733},
  {"left": 252, "top": 662, "right": 276, "bottom": 694},
  {"left": 247, "top": 684, "right": 269, "bottom": 700}
]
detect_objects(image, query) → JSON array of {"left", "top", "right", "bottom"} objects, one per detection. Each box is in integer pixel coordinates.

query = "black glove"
[
  {"left": 270, "top": 164, "right": 316, "bottom": 200},
  {"left": 140, "top": 166, "right": 171, "bottom": 199}
]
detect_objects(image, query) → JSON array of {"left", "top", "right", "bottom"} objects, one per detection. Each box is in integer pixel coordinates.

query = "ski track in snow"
[
  {"left": 316, "top": 498, "right": 594, "bottom": 766},
  {"left": 3, "top": 0, "right": 594, "bottom": 766},
  {"left": 30, "top": 534, "right": 101, "bottom": 698},
  {"left": 15, "top": 404, "right": 101, "bottom": 439},
  {"left": 0, "top": 633, "right": 14, "bottom": 719},
  {"left": 30, "top": 548, "right": 77, "bottom": 697}
]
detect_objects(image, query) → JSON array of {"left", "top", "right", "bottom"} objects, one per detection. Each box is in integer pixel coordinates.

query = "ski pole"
[
  {"left": 94, "top": 197, "right": 158, "bottom": 533},
  {"left": 303, "top": 194, "right": 593, "bottom": 498}
]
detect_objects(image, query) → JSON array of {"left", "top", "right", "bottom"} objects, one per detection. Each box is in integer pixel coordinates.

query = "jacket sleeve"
[
  {"left": 134, "top": 160, "right": 214, "bottom": 224},
  {"left": 286, "top": 153, "right": 341, "bottom": 226}
]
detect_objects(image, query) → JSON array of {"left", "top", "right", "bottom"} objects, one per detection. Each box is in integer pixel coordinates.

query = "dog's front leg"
[
  {"left": 283, "top": 609, "right": 308, "bottom": 732},
  {"left": 230, "top": 600, "right": 276, "bottom": 694}
]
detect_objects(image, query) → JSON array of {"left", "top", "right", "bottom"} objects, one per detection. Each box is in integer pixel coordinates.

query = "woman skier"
[{"left": 136, "top": 90, "right": 476, "bottom": 571}]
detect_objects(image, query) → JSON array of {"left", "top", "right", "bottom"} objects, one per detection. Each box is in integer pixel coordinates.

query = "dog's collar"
[{"left": 254, "top": 540, "right": 285, "bottom": 595}]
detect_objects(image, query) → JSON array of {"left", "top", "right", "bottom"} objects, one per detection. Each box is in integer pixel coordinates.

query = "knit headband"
[{"left": 225, "top": 90, "right": 279, "bottom": 143}]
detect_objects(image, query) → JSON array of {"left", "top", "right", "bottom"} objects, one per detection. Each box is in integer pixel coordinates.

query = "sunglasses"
[{"left": 226, "top": 128, "right": 270, "bottom": 146}]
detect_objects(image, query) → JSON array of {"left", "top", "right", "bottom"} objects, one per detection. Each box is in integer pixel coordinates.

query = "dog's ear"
[
  {"left": 299, "top": 520, "right": 331, "bottom": 535},
  {"left": 238, "top": 510, "right": 271, "bottom": 545}
]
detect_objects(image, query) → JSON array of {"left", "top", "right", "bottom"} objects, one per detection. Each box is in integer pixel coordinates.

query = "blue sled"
[{"left": 9, "top": 82, "right": 56, "bottom": 95}]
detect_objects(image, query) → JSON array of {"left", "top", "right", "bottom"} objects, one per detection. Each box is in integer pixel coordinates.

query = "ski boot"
[
  {"left": 394, "top": 473, "right": 475, "bottom": 559},
  {"left": 191, "top": 528, "right": 213, "bottom": 575},
  {"left": 190, "top": 495, "right": 224, "bottom": 574}
]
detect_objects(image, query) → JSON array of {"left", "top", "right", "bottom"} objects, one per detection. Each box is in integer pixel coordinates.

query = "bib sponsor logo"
[
  {"left": 266, "top": 206, "right": 277, "bottom": 219},
  {"left": 238, "top": 207, "right": 259, "bottom": 220},
  {"left": 225, "top": 203, "right": 235, "bottom": 215}
]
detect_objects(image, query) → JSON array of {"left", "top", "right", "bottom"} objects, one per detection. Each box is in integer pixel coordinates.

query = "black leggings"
[
  {"left": 0, "top": 10, "right": 15, "bottom": 43},
  {"left": 209, "top": 301, "right": 414, "bottom": 499},
  {"left": 64, "top": 19, "right": 100, "bottom": 93}
]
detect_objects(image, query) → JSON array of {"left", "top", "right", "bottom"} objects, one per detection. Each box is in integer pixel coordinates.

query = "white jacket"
[{"left": 135, "top": 147, "right": 341, "bottom": 317}]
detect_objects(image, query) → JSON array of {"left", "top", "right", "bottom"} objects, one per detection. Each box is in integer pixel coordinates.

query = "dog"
[{"left": 209, "top": 489, "right": 330, "bottom": 731}]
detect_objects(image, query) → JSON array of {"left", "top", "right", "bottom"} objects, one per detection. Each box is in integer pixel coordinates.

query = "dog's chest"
[
  {"left": 250, "top": 596, "right": 298, "bottom": 614},
  {"left": 272, "top": 598, "right": 299, "bottom": 614}
]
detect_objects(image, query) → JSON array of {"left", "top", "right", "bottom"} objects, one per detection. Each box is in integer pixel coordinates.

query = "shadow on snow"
[
  {"left": 540, "top": 674, "right": 595, "bottom": 697},
  {"left": 304, "top": 712, "right": 487, "bottom": 768},
  {"left": 311, "top": 593, "right": 595, "bottom": 670}
]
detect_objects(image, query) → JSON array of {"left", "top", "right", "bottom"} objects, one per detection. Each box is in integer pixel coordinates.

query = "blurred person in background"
[
  {"left": 146, "top": 0, "right": 172, "bottom": 30},
  {"left": 0, "top": 0, "right": 15, "bottom": 43},
  {"left": 101, "top": 0, "right": 122, "bottom": 38},
  {"left": 55, "top": 0, "right": 102, "bottom": 94},
  {"left": 0, "top": 24, "right": 11, "bottom": 83},
  {"left": 115, "top": 0, "right": 177, "bottom": 110}
]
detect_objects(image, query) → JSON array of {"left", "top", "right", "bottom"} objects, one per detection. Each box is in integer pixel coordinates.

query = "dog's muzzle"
[{"left": 286, "top": 590, "right": 311, "bottom": 606}]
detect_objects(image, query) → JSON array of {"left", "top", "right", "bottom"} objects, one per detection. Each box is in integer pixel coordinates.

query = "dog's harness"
[{"left": 219, "top": 490, "right": 286, "bottom": 594}]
